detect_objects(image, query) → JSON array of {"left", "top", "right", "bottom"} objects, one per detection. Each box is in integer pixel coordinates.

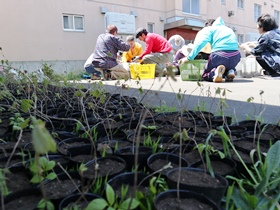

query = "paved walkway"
[{"left": 81, "top": 75, "right": 280, "bottom": 124}]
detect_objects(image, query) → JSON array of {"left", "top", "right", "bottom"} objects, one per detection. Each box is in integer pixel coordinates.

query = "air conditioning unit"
[{"left": 228, "top": 10, "right": 234, "bottom": 17}]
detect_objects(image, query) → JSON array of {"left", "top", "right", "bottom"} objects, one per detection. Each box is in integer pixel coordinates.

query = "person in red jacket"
[{"left": 133, "top": 28, "right": 173, "bottom": 76}]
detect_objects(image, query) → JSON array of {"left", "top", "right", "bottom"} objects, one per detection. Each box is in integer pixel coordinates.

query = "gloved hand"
[
  {"left": 178, "top": 57, "right": 189, "bottom": 65},
  {"left": 132, "top": 56, "right": 141, "bottom": 62}
]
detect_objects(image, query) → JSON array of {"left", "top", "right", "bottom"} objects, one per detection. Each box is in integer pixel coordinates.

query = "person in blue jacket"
[{"left": 179, "top": 17, "right": 241, "bottom": 82}]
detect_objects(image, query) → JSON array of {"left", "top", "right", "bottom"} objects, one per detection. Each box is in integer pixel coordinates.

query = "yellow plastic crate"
[
  {"left": 130, "top": 64, "right": 156, "bottom": 80},
  {"left": 180, "top": 60, "right": 207, "bottom": 81}
]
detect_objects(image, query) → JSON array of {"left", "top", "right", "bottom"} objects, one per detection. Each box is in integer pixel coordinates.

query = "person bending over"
[
  {"left": 179, "top": 17, "right": 241, "bottom": 83},
  {"left": 133, "top": 28, "right": 173, "bottom": 77}
]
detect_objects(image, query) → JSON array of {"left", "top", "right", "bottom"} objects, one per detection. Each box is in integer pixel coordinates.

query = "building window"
[
  {"left": 221, "top": 0, "right": 226, "bottom": 5},
  {"left": 237, "top": 34, "right": 244, "bottom": 43},
  {"left": 254, "top": 4, "right": 261, "bottom": 22},
  {"left": 182, "top": 0, "right": 199, "bottom": 15},
  {"left": 63, "top": 14, "right": 84, "bottom": 31},
  {"left": 237, "top": 0, "right": 244, "bottom": 9},
  {"left": 274, "top": 10, "right": 280, "bottom": 26},
  {"left": 147, "top": 23, "right": 154, "bottom": 33}
]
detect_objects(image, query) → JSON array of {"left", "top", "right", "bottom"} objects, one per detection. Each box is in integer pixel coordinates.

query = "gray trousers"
[{"left": 141, "top": 52, "right": 173, "bottom": 74}]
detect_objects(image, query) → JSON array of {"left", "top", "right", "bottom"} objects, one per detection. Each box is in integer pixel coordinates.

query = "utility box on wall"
[{"left": 105, "top": 12, "right": 136, "bottom": 34}]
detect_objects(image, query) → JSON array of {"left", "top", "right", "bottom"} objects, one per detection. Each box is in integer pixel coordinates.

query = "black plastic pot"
[
  {"left": 23, "top": 141, "right": 59, "bottom": 156},
  {"left": 232, "top": 120, "right": 261, "bottom": 132},
  {"left": 260, "top": 123, "right": 280, "bottom": 140},
  {"left": 154, "top": 189, "right": 221, "bottom": 210},
  {"left": 67, "top": 144, "right": 96, "bottom": 168},
  {"left": 229, "top": 147, "right": 265, "bottom": 179},
  {"left": 211, "top": 115, "right": 232, "bottom": 127},
  {"left": 233, "top": 138, "right": 269, "bottom": 153},
  {"left": 242, "top": 131, "right": 276, "bottom": 146},
  {"left": 126, "top": 130, "right": 163, "bottom": 145},
  {"left": 1, "top": 188, "right": 42, "bottom": 210},
  {"left": 57, "top": 137, "right": 93, "bottom": 155},
  {"left": 53, "top": 130, "right": 78, "bottom": 141},
  {"left": 219, "top": 125, "right": 247, "bottom": 138},
  {"left": 114, "top": 146, "right": 153, "bottom": 170},
  {"left": 82, "top": 156, "right": 127, "bottom": 181},
  {"left": 97, "top": 140, "right": 133, "bottom": 154},
  {"left": 166, "top": 167, "right": 228, "bottom": 206},
  {"left": 58, "top": 193, "right": 102, "bottom": 210},
  {"left": 195, "top": 110, "right": 214, "bottom": 123},
  {"left": 190, "top": 155, "right": 237, "bottom": 177},
  {"left": 147, "top": 152, "right": 188, "bottom": 177},
  {"left": 107, "top": 172, "right": 150, "bottom": 198},
  {"left": 43, "top": 171, "right": 82, "bottom": 209},
  {"left": 97, "top": 129, "right": 128, "bottom": 142},
  {"left": 0, "top": 154, "right": 26, "bottom": 171}
]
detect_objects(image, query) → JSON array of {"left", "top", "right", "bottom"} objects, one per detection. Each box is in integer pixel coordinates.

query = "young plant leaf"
[
  {"left": 20, "top": 99, "right": 33, "bottom": 113},
  {"left": 266, "top": 141, "right": 280, "bottom": 178},
  {"left": 106, "top": 184, "right": 115, "bottom": 206},
  {"left": 37, "top": 199, "right": 55, "bottom": 210},
  {"left": 30, "top": 173, "right": 43, "bottom": 183},
  {"left": 86, "top": 198, "right": 108, "bottom": 210},
  {"left": 46, "top": 172, "right": 57, "bottom": 180},
  {"left": 118, "top": 198, "right": 140, "bottom": 210},
  {"left": 20, "top": 118, "right": 30, "bottom": 129},
  {"left": 44, "top": 160, "right": 56, "bottom": 171},
  {"left": 31, "top": 117, "right": 56, "bottom": 154}
]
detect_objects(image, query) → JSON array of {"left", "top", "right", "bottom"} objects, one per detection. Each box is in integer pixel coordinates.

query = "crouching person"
[{"left": 92, "top": 25, "right": 130, "bottom": 80}]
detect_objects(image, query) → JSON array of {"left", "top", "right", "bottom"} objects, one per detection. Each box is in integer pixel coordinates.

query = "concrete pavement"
[{"left": 81, "top": 75, "right": 280, "bottom": 124}]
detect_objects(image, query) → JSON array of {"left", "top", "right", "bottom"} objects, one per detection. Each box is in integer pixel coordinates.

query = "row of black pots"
[
  {"left": 59, "top": 191, "right": 220, "bottom": 210},
  {"left": 2, "top": 129, "right": 274, "bottom": 166},
  {"left": 1, "top": 135, "right": 263, "bottom": 171},
  {"left": 61, "top": 169, "right": 225, "bottom": 209},
  {"left": 81, "top": 168, "right": 227, "bottom": 209},
  {"left": 1, "top": 142, "right": 256, "bottom": 197},
  {"left": 1, "top": 110, "right": 278, "bottom": 147},
  {"left": 0, "top": 174, "right": 222, "bottom": 210},
  {"left": 1, "top": 144, "right": 265, "bottom": 209}
]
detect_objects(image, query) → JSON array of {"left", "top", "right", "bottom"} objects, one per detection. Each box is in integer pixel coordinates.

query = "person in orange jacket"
[{"left": 122, "top": 35, "right": 143, "bottom": 63}]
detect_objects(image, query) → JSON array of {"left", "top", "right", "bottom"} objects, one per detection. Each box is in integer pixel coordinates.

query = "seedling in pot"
[
  {"left": 85, "top": 184, "right": 139, "bottom": 210},
  {"left": 31, "top": 117, "right": 57, "bottom": 210}
]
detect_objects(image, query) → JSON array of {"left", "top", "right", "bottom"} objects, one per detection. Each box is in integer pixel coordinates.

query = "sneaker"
[
  {"left": 91, "top": 73, "right": 101, "bottom": 80},
  {"left": 101, "top": 70, "right": 112, "bottom": 80},
  {"left": 226, "top": 69, "right": 235, "bottom": 82},
  {"left": 213, "top": 65, "right": 225, "bottom": 83}
]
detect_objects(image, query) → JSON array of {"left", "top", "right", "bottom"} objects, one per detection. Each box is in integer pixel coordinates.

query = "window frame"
[
  {"left": 237, "top": 0, "right": 244, "bottom": 9},
  {"left": 182, "top": 0, "right": 200, "bottom": 15},
  {"left": 221, "top": 0, "right": 226, "bottom": 5},
  {"left": 147, "top": 22, "right": 154, "bottom": 33},
  {"left": 254, "top": 4, "right": 261, "bottom": 22},
  {"left": 63, "top": 14, "right": 84, "bottom": 32},
  {"left": 274, "top": 10, "right": 280, "bottom": 26},
  {"left": 237, "top": 34, "right": 244, "bottom": 44}
]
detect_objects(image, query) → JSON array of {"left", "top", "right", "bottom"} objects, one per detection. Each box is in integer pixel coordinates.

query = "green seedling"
[{"left": 86, "top": 184, "right": 139, "bottom": 210}]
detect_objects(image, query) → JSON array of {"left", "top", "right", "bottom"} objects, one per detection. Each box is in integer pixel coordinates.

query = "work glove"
[
  {"left": 178, "top": 57, "right": 189, "bottom": 65},
  {"left": 132, "top": 56, "right": 141, "bottom": 62}
]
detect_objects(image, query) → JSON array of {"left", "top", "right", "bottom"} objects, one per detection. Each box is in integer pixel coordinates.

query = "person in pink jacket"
[{"left": 133, "top": 28, "right": 173, "bottom": 76}]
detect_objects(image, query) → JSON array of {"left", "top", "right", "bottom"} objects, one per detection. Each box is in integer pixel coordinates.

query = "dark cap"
[{"left": 135, "top": 28, "right": 147, "bottom": 38}]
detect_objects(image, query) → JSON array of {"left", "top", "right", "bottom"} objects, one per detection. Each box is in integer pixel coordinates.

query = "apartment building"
[{"left": 0, "top": 0, "right": 279, "bottom": 74}]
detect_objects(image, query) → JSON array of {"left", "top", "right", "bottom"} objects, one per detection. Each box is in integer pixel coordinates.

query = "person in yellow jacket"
[{"left": 122, "top": 35, "right": 143, "bottom": 62}]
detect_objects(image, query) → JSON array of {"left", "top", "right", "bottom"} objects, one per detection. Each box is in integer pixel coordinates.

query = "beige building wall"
[{"left": 0, "top": 0, "right": 279, "bottom": 74}]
